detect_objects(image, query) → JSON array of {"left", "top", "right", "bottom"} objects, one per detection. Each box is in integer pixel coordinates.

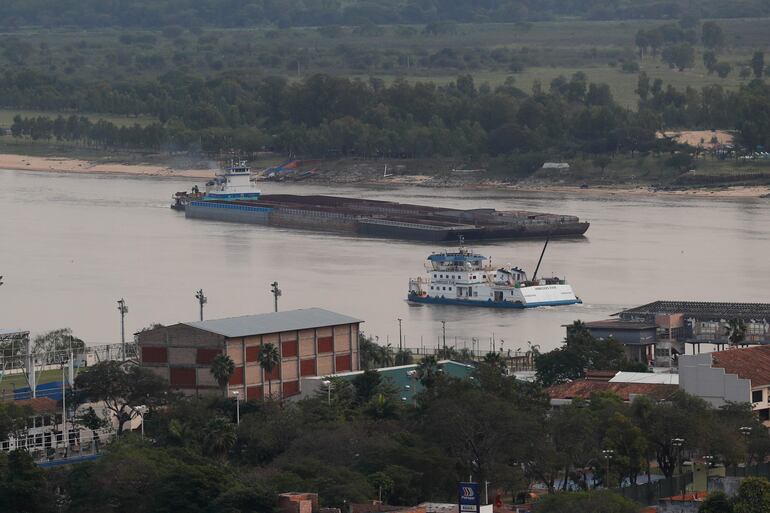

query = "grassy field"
[
  {"left": 0, "top": 17, "right": 765, "bottom": 111},
  {"left": 0, "top": 369, "right": 62, "bottom": 398},
  {"left": 0, "top": 110, "right": 156, "bottom": 128}
]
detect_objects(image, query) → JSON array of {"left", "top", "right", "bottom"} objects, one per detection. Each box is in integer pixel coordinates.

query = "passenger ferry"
[
  {"left": 407, "top": 243, "right": 581, "bottom": 308},
  {"left": 171, "top": 160, "right": 261, "bottom": 210}
]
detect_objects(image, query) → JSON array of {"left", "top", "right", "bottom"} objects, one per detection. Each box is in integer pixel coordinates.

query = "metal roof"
[
  {"left": 183, "top": 308, "right": 362, "bottom": 338},
  {"left": 584, "top": 319, "right": 658, "bottom": 330},
  {"left": 610, "top": 372, "right": 679, "bottom": 385},
  {"left": 616, "top": 301, "right": 770, "bottom": 320}
]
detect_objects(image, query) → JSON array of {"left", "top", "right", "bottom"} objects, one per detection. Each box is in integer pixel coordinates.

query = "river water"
[{"left": 1, "top": 169, "right": 769, "bottom": 354}]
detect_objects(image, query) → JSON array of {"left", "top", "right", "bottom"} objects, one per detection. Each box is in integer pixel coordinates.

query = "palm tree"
[
  {"left": 416, "top": 355, "right": 440, "bottom": 388},
  {"left": 725, "top": 319, "right": 747, "bottom": 347},
  {"left": 258, "top": 342, "right": 281, "bottom": 398},
  {"left": 210, "top": 354, "right": 235, "bottom": 390},
  {"left": 482, "top": 351, "right": 507, "bottom": 373},
  {"left": 200, "top": 416, "right": 236, "bottom": 461}
]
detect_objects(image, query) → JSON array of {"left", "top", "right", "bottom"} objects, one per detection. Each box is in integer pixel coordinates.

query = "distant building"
[
  {"left": 581, "top": 319, "right": 657, "bottom": 364},
  {"left": 583, "top": 301, "right": 770, "bottom": 368},
  {"left": 136, "top": 308, "right": 362, "bottom": 400},
  {"left": 679, "top": 345, "right": 770, "bottom": 424}
]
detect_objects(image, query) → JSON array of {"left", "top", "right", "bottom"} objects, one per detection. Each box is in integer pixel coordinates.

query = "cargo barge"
[{"left": 182, "top": 193, "right": 589, "bottom": 241}]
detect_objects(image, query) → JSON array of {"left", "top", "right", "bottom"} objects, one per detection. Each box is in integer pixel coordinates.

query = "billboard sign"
[{"left": 458, "top": 482, "right": 480, "bottom": 513}]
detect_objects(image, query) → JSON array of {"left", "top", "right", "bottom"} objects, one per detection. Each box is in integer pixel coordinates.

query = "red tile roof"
[
  {"left": 547, "top": 380, "right": 679, "bottom": 401},
  {"left": 711, "top": 345, "right": 770, "bottom": 387},
  {"left": 14, "top": 397, "right": 58, "bottom": 414}
]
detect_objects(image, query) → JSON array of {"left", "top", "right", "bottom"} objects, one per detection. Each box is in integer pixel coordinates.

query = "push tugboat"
[
  {"left": 407, "top": 238, "right": 580, "bottom": 308},
  {"left": 171, "top": 160, "right": 261, "bottom": 210}
]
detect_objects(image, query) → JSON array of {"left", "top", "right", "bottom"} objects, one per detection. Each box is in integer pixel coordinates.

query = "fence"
[
  {"left": 403, "top": 346, "right": 536, "bottom": 371},
  {"left": 612, "top": 473, "right": 693, "bottom": 506},
  {"left": 727, "top": 462, "right": 770, "bottom": 478}
]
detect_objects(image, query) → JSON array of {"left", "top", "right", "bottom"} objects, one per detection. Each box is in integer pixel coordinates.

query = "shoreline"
[{"left": 1, "top": 152, "right": 769, "bottom": 199}]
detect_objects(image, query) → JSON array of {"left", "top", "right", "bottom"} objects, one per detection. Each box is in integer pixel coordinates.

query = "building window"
[
  {"left": 282, "top": 380, "right": 300, "bottom": 397},
  {"left": 196, "top": 348, "right": 220, "bottom": 365},
  {"left": 141, "top": 346, "right": 168, "bottom": 363},
  {"left": 318, "top": 336, "right": 334, "bottom": 353},
  {"left": 170, "top": 367, "right": 196, "bottom": 387},
  {"left": 247, "top": 386, "right": 263, "bottom": 401},
  {"left": 281, "top": 340, "right": 298, "bottom": 358},
  {"left": 753, "top": 390, "right": 764, "bottom": 403},
  {"left": 228, "top": 366, "right": 244, "bottom": 386},
  {"left": 300, "top": 358, "right": 316, "bottom": 377},
  {"left": 335, "top": 354, "right": 352, "bottom": 372},
  {"left": 246, "top": 346, "right": 260, "bottom": 362}
]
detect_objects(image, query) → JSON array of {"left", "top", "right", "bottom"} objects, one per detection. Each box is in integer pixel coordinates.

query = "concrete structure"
[
  {"left": 137, "top": 308, "right": 362, "bottom": 399},
  {"left": 679, "top": 346, "right": 770, "bottom": 422},
  {"left": 299, "top": 360, "right": 474, "bottom": 402},
  {"left": 581, "top": 320, "right": 657, "bottom": 364}
]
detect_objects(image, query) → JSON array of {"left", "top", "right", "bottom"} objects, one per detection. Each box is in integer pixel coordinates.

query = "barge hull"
[{"left": 184, "top": 195, "right": 589, "bottom": 242}]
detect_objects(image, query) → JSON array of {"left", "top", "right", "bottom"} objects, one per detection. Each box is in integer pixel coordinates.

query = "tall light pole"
[
  {"left": 441, "top": 320, "right": 447, "bottom": 351},
  {"left": 397, "top": 318, "right": 403, "bottom": 351},
  {"left": 233, "top": 390, "right": 240, "bottom": 425},
  {"left": 195, "top": 289, "right": 207, "bottom": 321},
  {"left": 270, "top": 281, "right": 281, "bottom": 312},
  {"left": 602, "top": 449, "right": 614, "bottom": 488},
  {"left": 741, "top": 426, "right": 753, "bottom": 468},
  {"left": 672, "top": 437, "right": 685, "bottom": 495},
  {"left": 117, "top": 299, "right": 128, "bottom": 361}
]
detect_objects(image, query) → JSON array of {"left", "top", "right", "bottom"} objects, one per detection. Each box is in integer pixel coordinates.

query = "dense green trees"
[{"left": 3, "top": 0, "right": 770, "bottom": 29}]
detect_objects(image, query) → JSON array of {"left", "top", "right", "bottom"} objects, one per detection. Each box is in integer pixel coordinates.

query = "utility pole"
[
  {"left": 117, "top": 298, "right": 128, "bottom": 361},
  {"left": 270, "top": 282, "right": 281, "bottom": 312},
  {"left": 195, "top": 289, "right": 207, "bottom": 321},
  {"left": 61, "top": 357, "right": 68, "bottom": 454},
  {"left": 397, "top": 318, "right": 403, "bottom": 351},
  {"left": 441, "top": 320, "right": 447, "bottom": 350}
]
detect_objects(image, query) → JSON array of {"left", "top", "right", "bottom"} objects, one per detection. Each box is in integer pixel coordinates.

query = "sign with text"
[{"left": 458, "top": 482, "right": 480, "bottom": 513}]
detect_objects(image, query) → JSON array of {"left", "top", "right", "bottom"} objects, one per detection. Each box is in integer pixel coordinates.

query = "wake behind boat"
[{"left": 407, "top": 239, "right": 580, "bottom": 308}]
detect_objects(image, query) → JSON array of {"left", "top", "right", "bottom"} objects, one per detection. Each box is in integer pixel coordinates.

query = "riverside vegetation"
[
  {"left": 2, "top": 9, "right": 770, "bottom": 186},
  {"left": 2, "top": 323, "right": 770, "bottom": 513}
]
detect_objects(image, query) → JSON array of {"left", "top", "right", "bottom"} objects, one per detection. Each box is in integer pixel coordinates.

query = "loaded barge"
[{"left": 182, "top": 193, "right": 589, "bottom": 241}]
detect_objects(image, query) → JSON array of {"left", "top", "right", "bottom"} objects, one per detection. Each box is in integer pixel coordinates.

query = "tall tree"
[
  {"left": 210, "top": 354, "right": 235, "bottom": 389},
  {"left": 701, "top": 22, "right": 725, "bottom": 50},
  {"left": 725, "top": 319, "right": 747, "bottom": 347},
  {"left": 258, "top": 343, "right": 281, "bottom": 398},
  {"left": 74, "top": 361, "right": 168, "bottom": 435}
]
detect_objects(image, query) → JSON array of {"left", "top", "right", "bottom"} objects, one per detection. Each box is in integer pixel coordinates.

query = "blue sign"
[{"left": 458, "top": 482, "right": 480, "bottom": 513}]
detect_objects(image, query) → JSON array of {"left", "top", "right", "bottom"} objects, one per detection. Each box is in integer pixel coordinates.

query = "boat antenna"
[{"left": 531, "top": 233, "right": 551, "bottom": 282}]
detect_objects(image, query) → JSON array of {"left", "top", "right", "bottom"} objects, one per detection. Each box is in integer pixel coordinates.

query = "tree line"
[
  {"left": 3, "top": 0, "right": 770, "bottom": 29},
  {"left": 1, "top": 326, "right": 770, "bottom": 512}
]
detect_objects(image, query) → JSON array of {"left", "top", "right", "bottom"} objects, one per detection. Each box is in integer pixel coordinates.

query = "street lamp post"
[
  {"left": 441, "top": 320, "right": 447, "bottom": 351},
  {"left": 672, "top": 437, "right": 686, "bottom": 496},
  {"left": 602, "top": 449, "right": 615, "bottom": 488},
  {"left": 270, "top": 282, "right": 281, "bottom": 312},
  {"left": 233, "top": 390, "right": 240, "bottom": 425},
  {"left": 322, "top": 379, "right": 333, "bottom": 405},
  {"left": 397, "top": 318, "right": 403, "bottom": 352},
  {"left": 740, "top": 426, "right": 753, "bottom": 469},
  {"left": 195, "top": 289, "right": 207, "bottom": 321},
  {"left": 117, "top": 298, "right": 128, "bottom": 361}
]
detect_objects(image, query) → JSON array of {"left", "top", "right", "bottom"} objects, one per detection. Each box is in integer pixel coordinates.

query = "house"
[
  {"left": 581, "top": 319, "right": 657, "bottom": 365},
  {"left": 679, "top": 345, "right": 770, "bottom": 423},
  {"left": 136, "top": 308, "right": 362, "bottom": 400},
  {"left": 547, "top": 371, "right": 679, "bottom": 405}
]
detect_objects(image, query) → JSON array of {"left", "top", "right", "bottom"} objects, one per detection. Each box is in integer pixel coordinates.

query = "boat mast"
[{"left": 531, "top": 234, "right": 551, "bottom": 282}]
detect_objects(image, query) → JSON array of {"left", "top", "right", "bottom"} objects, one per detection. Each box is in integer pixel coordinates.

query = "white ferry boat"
[
  {"left": 203, "top": 160, "right": 261, "bottom": 201},
  {"left": 407, "top": 243, "right": 580, "bottom": 308}
]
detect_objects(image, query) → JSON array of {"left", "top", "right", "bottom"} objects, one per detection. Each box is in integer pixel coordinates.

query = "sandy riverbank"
[
  {"left": 2, "top": 152, "right": 769, "bottom": 198},
  {"left": 0, "top": 153, "right": 215, "bottom": 178}
]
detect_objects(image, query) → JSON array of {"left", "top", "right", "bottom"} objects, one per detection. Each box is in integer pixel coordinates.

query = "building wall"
[
  {"left": 226, "top": 322, "right": 361, "bottom": 400},
  {"left": 679, "top": 353, "right": 751, "bottom": 407},
  {"left": 137, "top": 324, "right": 224, "bottom": 396}
]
